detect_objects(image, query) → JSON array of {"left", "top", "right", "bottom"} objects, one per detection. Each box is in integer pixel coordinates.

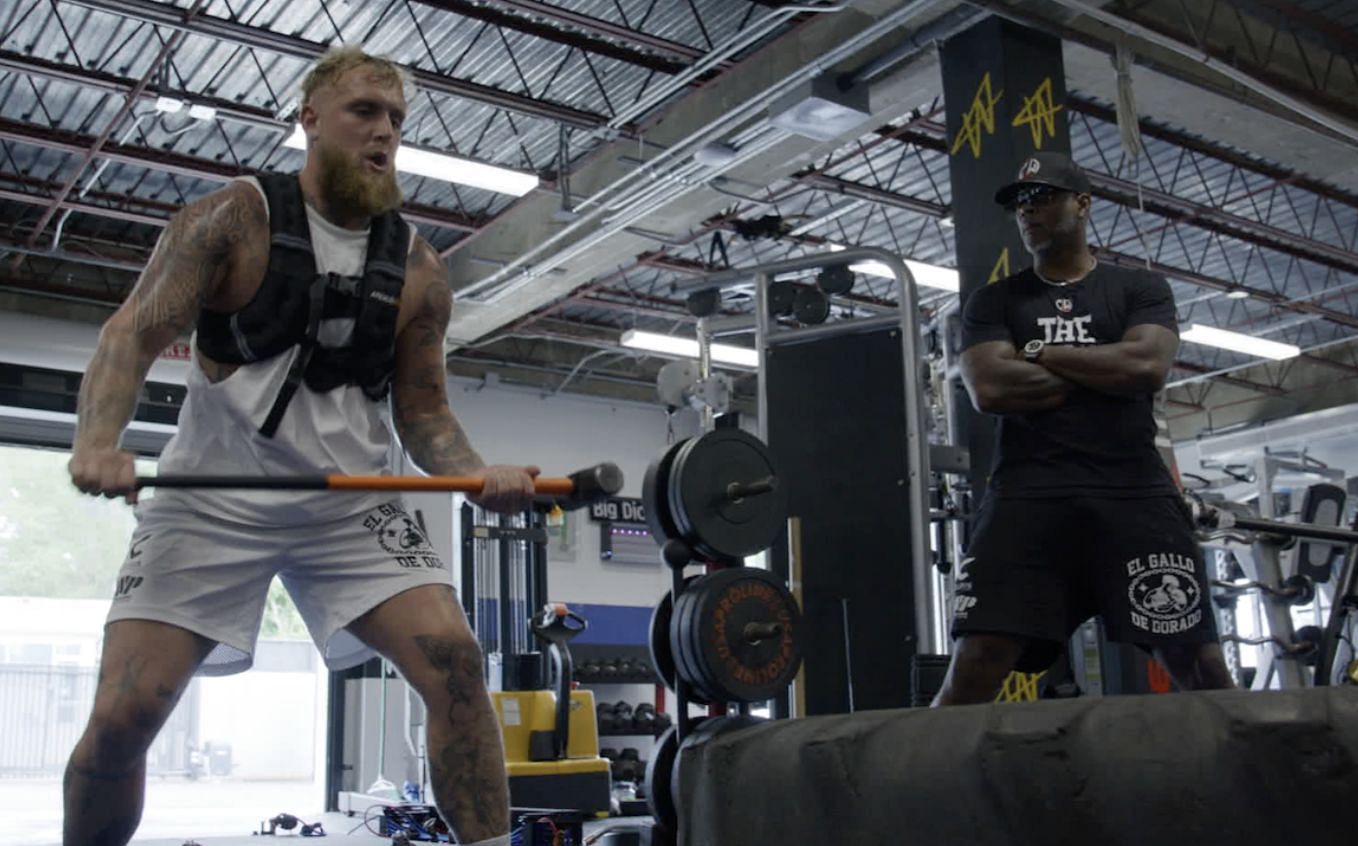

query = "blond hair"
[{"left": 300, "top": 46, "right": 414, "bottom": 105}]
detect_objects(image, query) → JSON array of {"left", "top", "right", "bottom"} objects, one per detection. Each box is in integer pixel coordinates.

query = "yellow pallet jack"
[{"left": 492, "top": 604, "right": 611, "bottom": 816}]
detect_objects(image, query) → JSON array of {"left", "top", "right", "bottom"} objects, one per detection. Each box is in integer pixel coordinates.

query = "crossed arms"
[{"left": 960, "top": 324, "right": 1178, "bottom": 415}]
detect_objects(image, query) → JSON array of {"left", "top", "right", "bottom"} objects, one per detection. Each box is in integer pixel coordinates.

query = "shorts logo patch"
[
  {"left": 956, "top": 556, "right": 977, "bottom": 589},
  {"left": 953, "top": 594, "right": 978, "bottom": 619},
  {"left": 363, "top": 504, "right": 444, "bottom": 569},
  {"left": 1126, "top": 553, "right": 1203, "bottom": 634},
  {"left": 113, "top": 575, "right": 144, "bottom": 600}
]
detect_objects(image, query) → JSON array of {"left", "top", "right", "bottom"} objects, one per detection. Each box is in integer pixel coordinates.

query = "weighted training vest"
[{"left": 196, "top": 173, "right": 409, "bottom": 438}]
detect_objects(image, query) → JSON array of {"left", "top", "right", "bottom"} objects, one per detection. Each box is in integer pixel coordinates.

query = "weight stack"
[{"left": 908, "top": 653, "right": 950, "bottom": 706}]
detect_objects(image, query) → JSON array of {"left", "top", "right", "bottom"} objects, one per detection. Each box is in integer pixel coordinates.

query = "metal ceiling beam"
[
  {"left": 1065, "top": 97, "right": 1358, "bottom": 212},
  {"left": 1098, "top": 250, "right": 1358, "bottom": 331},
  {"left": 1171, "top": 360, "right": 1288, "bottom": 396},
  {"left": 1228, "top": 0, "right": 1358, "bottom": 62},
  {"left": 707, "top": 167, "right": 1358, "bottom": 334},
  {"left": 1110, "top": 0, "right": 1358, "bottom": 120},
  {"left": 0, "top": 49, "right": 286, "bottom": 133},
  {"left": 23, "top": 0, "right": 199, "bottom": 249},
  {"left": 0, "top": 117, "right": 482, "bottom": 232},
  {"left": 794, "top": 171, "right": 950, "bottom": 218},
  {"left": 968, "top": 0, "right": 1358, "bottom": 148},
  {"left": 1086, "top": 171, "right": 1358, "bottom": 277},
  {"left": 904, "top": 121, "right": 1358, "bottom": 281},
  {"left": 0, "top": 186, "right": 165, "bottom": 228},
  {"left": 411, "top": 0, "right": 689, "bottom": 74},
  {"left": 60, "top": 0, "right": 608, "bottom": 129},
  {"left": 491, "top": 0, "right": 706, "bottom": 61}
]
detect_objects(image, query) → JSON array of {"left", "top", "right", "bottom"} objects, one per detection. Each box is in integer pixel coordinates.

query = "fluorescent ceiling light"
[
  {"left": 620, "top": 329, "right": 758, "bottom": 368},
  {"left": 282, "top": 125, "right": 539, "bottom": 197},
  {"left": 187, "top": 104, "right": 217, "bottom": 121},
  {"left": 853, "top": 260, "right": 960, "bottom": 293},
  {"left": 154, "top": 96, "right": 184, "bottom": 114},
  {"left": 1225, "top": 289, "right": 1250, "bottom": 300},
  {"left": 1180, "top": 323, "right": 1300, "bottom": 360},
  {"left": 823, "top": 245, "right": 959, "bottom": 292}
]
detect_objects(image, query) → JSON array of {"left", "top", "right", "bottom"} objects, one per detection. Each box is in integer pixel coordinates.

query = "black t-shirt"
[{"left": 961, "top": 263, "right": 1179, "bottom": 499}]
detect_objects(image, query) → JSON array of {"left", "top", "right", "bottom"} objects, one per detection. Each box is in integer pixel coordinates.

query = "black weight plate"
[
  {"left": 767, "top": 280, "right": 797, "bottom": 316},
  {"left": 793, "top": 286, "right": 830, "bottom": 324},
  {"left": 684, "top": 573, "right": 721, "bottom": 702},
  {"left": 669, "top": 578, "right": 715, "bottom": 704},
  {"left": 649, "top": 590, "right": 678, "bottom": 692},
  {"left": 667, "top": 429, "right": 788, "bottom": 561},
  {"left": 648, "top": 577, "right": 699, "bottom": 693},
  {"left": 817, "top": 264, "right": 854, "bottom": 295},
  {"left": 645, "top": 726, "right": 680, "bottom": 834},
  {"left": 642, "top": 440, "right": 687, "bottom": 545},
  {"left": 690, "top": 567, "right": 804, "bottom": 703}
]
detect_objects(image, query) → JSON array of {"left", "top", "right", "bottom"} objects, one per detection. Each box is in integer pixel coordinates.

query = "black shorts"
[{"left": 951, "top": 495, "right": 1219, "bottom": 673}]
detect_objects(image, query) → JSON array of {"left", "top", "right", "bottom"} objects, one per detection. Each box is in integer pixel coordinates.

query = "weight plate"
[
  {"left": 817, "top": 264, "right": 854, "bottom": 295},
  {"left": 666, "top": 429, "right": 788, "bottom": 561},
  {"left": 642, "top": 440, "right": 687, "bottom": 545},
  {"left": 649, "top": 590, "right": 678, "bottom": 692},
  {"left": 793, "top": 286, "right": 830, "bottom": 325},
  {"left": 645, "top": 726, "right": 680, "bottom": 834},
  {"left": 648, "top": 577, "right": 699, "bottom": 694},
  {"left": 768, "top": 280, "right": 797, "bottom": 316},
  {"left": 687, "top": 567, "right": 804, "bottom": 703},
  {"left": 670, "top": 579, "right": 715, "bottom": 704}
]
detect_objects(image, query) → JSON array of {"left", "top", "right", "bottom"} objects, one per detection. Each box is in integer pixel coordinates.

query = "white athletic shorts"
[{"left": 105, "top": 497, "right": 455, "bottom": 675}]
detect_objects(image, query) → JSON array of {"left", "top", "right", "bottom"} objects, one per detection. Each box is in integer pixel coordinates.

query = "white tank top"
[{"left": 150, "top": 177, "right": 414, "bottom": 526}]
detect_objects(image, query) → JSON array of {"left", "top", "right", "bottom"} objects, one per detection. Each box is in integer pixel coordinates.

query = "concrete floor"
[
  {"left": 10, "top": 777, "right": 647, "bottom": 845},
  {"left": 4, "top": 777, "right": 354, "bottom": 846}
]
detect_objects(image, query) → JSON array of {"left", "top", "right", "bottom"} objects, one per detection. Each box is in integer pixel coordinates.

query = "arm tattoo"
[
  {"left": 393, "top": 245, "right": 485, "bottom": 476},
  {"left": 76, "top": 184, "right": 262, "bottom": 449}
]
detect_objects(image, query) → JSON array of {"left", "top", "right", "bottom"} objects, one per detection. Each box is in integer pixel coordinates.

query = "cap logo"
[{"left": 1018, "top": 157, "right": 1041, "bottom": 179}]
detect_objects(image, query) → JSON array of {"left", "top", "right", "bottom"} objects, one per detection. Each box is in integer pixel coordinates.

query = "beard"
[{"left": 315, "top": 140, "right": 403, "bottom": 219}]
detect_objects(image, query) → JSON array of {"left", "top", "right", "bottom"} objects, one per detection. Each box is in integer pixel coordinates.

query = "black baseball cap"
[{"left": 993, "top": 152, "right": 1092, "bottom": 207}]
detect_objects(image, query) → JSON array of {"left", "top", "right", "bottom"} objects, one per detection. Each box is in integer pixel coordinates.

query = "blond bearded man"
[{"left": 65, "top": 47, "right": 529, "bottom": 846}]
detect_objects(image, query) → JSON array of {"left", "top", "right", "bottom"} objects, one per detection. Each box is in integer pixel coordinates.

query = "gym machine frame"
[
  {"left": 1193, "top": 495, "right": 1358, "bottom": 689},
  {"left": 673, "top": 246, "right": 941, "bottom": 696}
]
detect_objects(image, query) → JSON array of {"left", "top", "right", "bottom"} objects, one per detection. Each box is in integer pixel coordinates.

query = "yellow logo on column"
[
  {"left": 996, "top": 670, "right": 1045, "bottom": 702},
  {"left": 950, "top": 72, "right": 1003, "bottom": 159},
  {"left": 1012, "top": 77, "right": 1064, "bottom": 149},
  {"left": 987, "top": 247, "right": 1011, "bottom": 283}
]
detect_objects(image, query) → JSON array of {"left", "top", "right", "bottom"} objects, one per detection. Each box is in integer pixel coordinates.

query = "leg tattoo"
[{"left": 415, "top": 635, "right": 509, "bottom": 841}]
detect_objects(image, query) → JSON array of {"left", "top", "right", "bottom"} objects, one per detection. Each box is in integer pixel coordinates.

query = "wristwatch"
[{"left": 1022, "top": 339, "right": 1045, "bottom": 362}]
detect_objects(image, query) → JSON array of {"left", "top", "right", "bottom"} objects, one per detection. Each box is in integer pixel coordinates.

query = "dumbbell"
[
  {"left": 632, "top": 702, "right": 657, "bottom": 733},
  {"left": 615, "top": 748, "right": 642, "bottom": 782},
  {"left": 612, "top": 701, "right": 634, "bottom": 730},
  {"left": 597, "top": 702, "right": 618, "bottom": 733},
  {"left": 601, "top": 747, "right": 620, "bottom": 779}
]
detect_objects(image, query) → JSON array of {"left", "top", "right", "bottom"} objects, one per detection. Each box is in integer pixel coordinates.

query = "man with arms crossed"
[
  {"left": 933, "top": 152, "right": 1234, "bottom": 705},
  {"left": 66, "top": 47, "right": 531, "bottom": 846}
]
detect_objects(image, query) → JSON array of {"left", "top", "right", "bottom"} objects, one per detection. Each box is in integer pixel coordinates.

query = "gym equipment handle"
[
  {"left": 1192, "top": 498, "right": 1358, "bottom": 544},
  {"left": 726, "top": 476, "right": 778, "bottom": 501},
  {"left": 135, "top": 462, "right": 624, "bottom": 510}
]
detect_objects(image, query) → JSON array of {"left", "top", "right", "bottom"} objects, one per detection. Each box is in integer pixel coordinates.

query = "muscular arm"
[
  {"left": 391, "top": 239, "right": 486, "bottom": 476},
  {"left": 74, "top": 182, "right": 259, "bottom": 451},
  {"left": 961, "top": 340, "right": 1074, "bottom": 415},
  {"left": 1037, "top": 324, "right": 1178, "bottom": 397}
]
